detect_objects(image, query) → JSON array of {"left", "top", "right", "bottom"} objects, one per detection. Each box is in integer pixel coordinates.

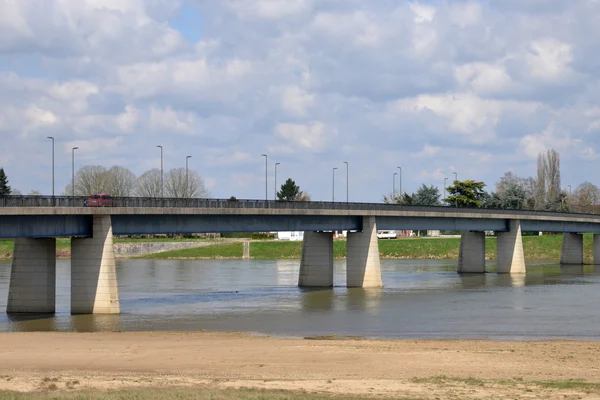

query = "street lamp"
[
  {"left": 261, "top": 154, "right": 268, "bottom": 201},
  {"left": 332, "top": 167, "right": 338, "bottom": 202},
  {"left": 343, "top": 161, "right": 349, "bottom": 203},
  {"left": 393, "top": 172, "right": 398, "bottom": 200},
  {"left": 71, "top": 147, "right": 79, "bottom": 198},
  {"left": 568, "top": 185, "right": 572, "bottom": 197},
  {"left": 274, "top": 162, "right": 280, "bottom": 200},
  {"left": 47, "top": 137, "right": 54, "bottom": 197},
  {"left": 186, "top": 156, "right": 192, "bottom": 198},
  {"left": 397, "top": 166, "right": 402, "bottom": 197},
  {"left": 453, "top": 172, "right": 458, "bottom": 208},
  {"left": 156, "top": 146, "right": 163, "bottom": 198},
  {"left": 444, "top": 177, "right": 448, "bottom": 201}
]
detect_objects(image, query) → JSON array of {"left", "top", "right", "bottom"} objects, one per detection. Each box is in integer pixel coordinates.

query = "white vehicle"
[{"left": 376, "top": 230, "right": 397, "bottom": 239}]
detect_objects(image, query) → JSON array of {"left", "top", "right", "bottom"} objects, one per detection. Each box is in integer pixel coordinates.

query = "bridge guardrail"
[{"left": 0, "top": 195, "right": 598, "bottom": 221}]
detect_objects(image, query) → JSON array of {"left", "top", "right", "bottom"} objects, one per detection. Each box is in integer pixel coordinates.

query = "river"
[{"left": 1, "top": 259, "right": 599, "bottom": 340}]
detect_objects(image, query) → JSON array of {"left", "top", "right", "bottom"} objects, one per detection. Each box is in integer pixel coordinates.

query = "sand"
[{"left": 1, "top": 332, "right": 600, "bottom": 399}]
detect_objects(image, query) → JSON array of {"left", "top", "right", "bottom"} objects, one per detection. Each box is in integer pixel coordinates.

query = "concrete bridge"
[{"left": 2, "top": 196, "right": 600, "bottom": 315}]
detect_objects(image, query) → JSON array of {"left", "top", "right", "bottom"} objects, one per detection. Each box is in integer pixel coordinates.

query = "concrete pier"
[
  {"left": 298, "top": 231, "right": 334, "bottom": 287},
  {"left": 560, "top": 233, "right": 583, "bottom": 265},
  {"left": 346, "top": 217, "right": 382, "bottom": 288},
  {"left": 458, "top": 231, "right": 486, "bottom": 273},
  {"left": 71, "top": 215, "right": 120, "bottom": 314},
  {"left": 594, "top": 235, "right": 600, "bottom": 265},
  {"left": 496, "top": 220, "right": 526, "bottom": 274},
  {"left": 7, "top": 238, "right": 56, "bottom": 313}
]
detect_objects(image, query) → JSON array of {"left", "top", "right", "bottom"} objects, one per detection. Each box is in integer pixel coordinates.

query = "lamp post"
[
  {"left": 261, "top": 154, "right": 267, "bottom": 201},
  {"left": 47, "top": 137, "right": 54, "bottom": 197},
  {"left": 186, "top": 156, "right": 192, "bottom": 198},
  {"left": 332, "top": 167, "right": 338, "bottom": 202},
  {"left": 453, "top": 172, "right": 458, "bottom": 208},
  {"left": 568, "top": 185, "right": 572, "bottom": 197},
  {"left": 274, "top": 162, "right": 280, "bottom": 200},
  {"left": 444, "top": 177, "right": 448, "bottom": 201},
  {"left": 393, "top": 172, "right": 398, "bottom": 200},
  {"left": 156, "top": 146, "right": 163, "bottom": 198},
  {"left": 397, "top": 166, "right": 402, "bottom": 197},
  {"left": 71, "top": 147, "right": 78, "bottom": 198},
  {"left": 343, "top": 161, "right": 349, "bottom": 203}
]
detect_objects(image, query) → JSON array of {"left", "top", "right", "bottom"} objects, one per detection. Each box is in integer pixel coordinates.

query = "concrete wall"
[
  {"left": 298, "top": 231, "right": 334, "bottom": 287},
  {"left": 113, "top": 241, "right": 213, "bottom": 257},
  {"left": 71, "top": 215, "right": 120, "bottom": 314},
  {"left": 560, "top": 233, "right": 583, "bottom": 265},
  {"left": 595, "top": 235, "right": 600, "bottom": 265},
  {"left": 497, "top": 220, "right": 526, "bottom": 274},
  {"left": 7, "top": 238, "right": 56, "bottom": 313},
  {"left": 458, "top": 231, "right": 486, "bottom": 273},
  {"left": 346, "top": 217, "right": 382, "bottom": 288}
]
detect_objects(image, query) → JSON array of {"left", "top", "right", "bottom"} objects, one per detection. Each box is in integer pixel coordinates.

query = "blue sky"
[{"left": 1, "top": 0, "right": 600, "bottom": 201}]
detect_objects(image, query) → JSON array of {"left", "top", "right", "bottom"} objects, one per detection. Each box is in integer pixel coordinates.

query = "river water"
[{"left": 0, "top": 259, "right": 599, "bottom": 340}]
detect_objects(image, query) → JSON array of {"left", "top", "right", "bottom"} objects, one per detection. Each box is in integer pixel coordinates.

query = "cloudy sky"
[{"left": 1, "top": 0, "right": 599, "bottom": 201}]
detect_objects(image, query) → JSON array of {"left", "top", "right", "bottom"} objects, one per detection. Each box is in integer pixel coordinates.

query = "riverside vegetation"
[{"left": 0, "top": 234, "right": 596, "bottom": 263}]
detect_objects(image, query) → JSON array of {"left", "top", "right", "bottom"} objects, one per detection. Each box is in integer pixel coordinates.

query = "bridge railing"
[{"left": 0, "top": 195, "right": 598, "bottom": 219}]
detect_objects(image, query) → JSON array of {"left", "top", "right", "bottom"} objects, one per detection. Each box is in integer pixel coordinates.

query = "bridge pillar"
[
  {"left": 560, "top": 233, "right": 583, "bottom": 265},
  {"left": 594, "top": 235, "right": 600, "bottom": 265},
  {"left": 458, "top": 231, "right": 486, "bottom": 273},
  {"left": 347, "top": 216, "right": 382, "bottom": 288},
  {"left": 71, "top": 215, "right": 120, "bottom": 314},
  {"left": 298, "top": 231, "right": 334, "bottom": 287},
  {"left": 7, "top": 238, "right": 56, "bottom": 313},
  {"left": 496, "top": 220, "right": 526, "bottom": 274}
]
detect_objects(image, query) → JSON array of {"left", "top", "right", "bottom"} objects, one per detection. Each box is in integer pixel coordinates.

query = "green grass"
[
  {"left": 142, "top": 243, "right": 244, "bottom": 259},
  {"left": 0, "top": 388, "right": 372, "bottom": 400}
]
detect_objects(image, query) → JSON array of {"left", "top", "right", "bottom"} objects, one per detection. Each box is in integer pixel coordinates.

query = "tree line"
[{"left": 384, "top": 149, "right": 600, "bottom": 213}]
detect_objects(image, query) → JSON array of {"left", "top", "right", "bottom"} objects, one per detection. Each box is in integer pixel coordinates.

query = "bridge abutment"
[
  {"left": 346, "top": 217, "right": 382, "bottom": 288},
  {"left": 71, "top": 215, "right": 120, "bottom": 314},
  {"left": 594, "top": 235, "right": 600, "bottom": 265},
  {"left": 458, "top": 231, "right": 486, "bottom": 273},
  {"left": 560, "top": 233, "right": 583, "bottom": 265},
  {"left": 7, "top": 238, "right": 56, "bottom": 313},
  {"left": 298, "top": 231, "right": 334, "bottom": 287},
  {"left": 497, "top": 220, "right": 526, "bottom": 274}
]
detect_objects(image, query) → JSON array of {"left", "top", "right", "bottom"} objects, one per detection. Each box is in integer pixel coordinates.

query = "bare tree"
[
  {"left": 535, "top": 154, "right": 547, "bottom": 210},
  {"left": 546, "top": 149, "right": 561, "bottom": 205},
  {"left": 296, "top": 191, "right": 312, "bottom": 201},
  {"left": 572, "top": 182, "right": 600, "bottom": 214},
  {"left": 136, "top": 169, "right": 162, "bottom": 197},
  {"left": 105, "top": 166, "right": 137, "bottom": 197},
  {"left": 164, "top": 168, "right": 210, "bottom": 198},
  {"left": 64, "top": 165, "right": 108, "bottom": 196}
]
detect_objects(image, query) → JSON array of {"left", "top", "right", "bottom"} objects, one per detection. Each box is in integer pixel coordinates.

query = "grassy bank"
[
  {"left": 135, "top": 234, "right": 594, "bottom": 262},
  {"left": 0, "top": 234, "right": 594, "bottom": 262}
]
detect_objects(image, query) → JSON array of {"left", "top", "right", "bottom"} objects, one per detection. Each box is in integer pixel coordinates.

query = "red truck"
[{"left": 83, "top": 194, "right": 117, "bottom": 207}]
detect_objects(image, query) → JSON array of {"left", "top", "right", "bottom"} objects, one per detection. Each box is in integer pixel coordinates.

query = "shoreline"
[{"left": 1, "top": 332, "right": 600, "bottom": 399}]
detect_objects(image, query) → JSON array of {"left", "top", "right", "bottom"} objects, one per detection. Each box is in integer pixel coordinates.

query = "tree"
[
  {"left": 164, "top": 168, "right": 210, "bottom": 198},
  {"left": 533, "top": 149, "right": 562, "bottom": 210},
  {"left": 277, "top": 178, "right": 300, "bottom": 201},
  {"left": 571, "top": 182, "right": 600, "bottom": 214},
  {"left": 105, "top": 166, "right": 137, "bottom": 197},
  {"left": 445, "top": 180, "right": 487, "bottom": 208},
  {"left": 383, "top": 192, "right": 413, "bottom": 204},
  {"left": 136, "top": 169, "right": 162, "bottom": 197},
  {"left": 63, "top": 165, "right": 108, "bottom": 196},
  {"left": 412, "top": 184, "right": 441, "bottom": 206},
  {"left": 296, "top": 191, "right": 311, "bottom": 201},
  {"left": 490, "top": 172, "right": 527, "bottom": 209},
  {"left": 0, "top": 168, "right": 11, "bottom": 196}
]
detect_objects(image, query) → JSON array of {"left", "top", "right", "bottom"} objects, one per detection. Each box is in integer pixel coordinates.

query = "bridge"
[{"left": 2, "top": 195, "right": 600, "bottom": 315}]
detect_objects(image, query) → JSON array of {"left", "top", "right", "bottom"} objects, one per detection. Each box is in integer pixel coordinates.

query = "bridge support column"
[
  {"left": 560, "top": 233, "right": 583, "bottom": 265},
  {"left": 71, "top": 215, "right": 120, "bottom": 314},
  {"left": 347, "top": 217, "right": 382, "bottom": 288},
  {"left": 7, "top": 238, "right": 56, "bottom": 313},
  {"left": 594, "top": 235, "right": 600, "bottom": 265},
  {"left": 497, "top": 220, "right": 526, "bottom": 274},
  {"left": 458, "top": 231, "right": 485, "bottom": 273},
  {"left": 298, "top": 231, "right": 334, "bottom": 287}
]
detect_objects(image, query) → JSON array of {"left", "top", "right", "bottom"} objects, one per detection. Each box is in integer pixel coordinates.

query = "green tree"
[
  {"left": 445, "top": 180, "right": 486, "bottom": 208},
  {"left": 277, "top": 178, "right": 300, "bottom": 201},
  {"left": 0, "top": 168, "right": 11, "bottom": 196},
  {"left": 413, "top": 184, "right": 441, "bottom": 206}
]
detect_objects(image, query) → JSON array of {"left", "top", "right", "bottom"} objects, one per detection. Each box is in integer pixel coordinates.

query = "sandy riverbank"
[{"left": 1, "top": 332, "right": 600, "bottom": 399}]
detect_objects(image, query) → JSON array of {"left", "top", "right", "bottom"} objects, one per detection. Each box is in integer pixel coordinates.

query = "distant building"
[{"left": 276, "top": 231, "right": 304, "bottom": 241}]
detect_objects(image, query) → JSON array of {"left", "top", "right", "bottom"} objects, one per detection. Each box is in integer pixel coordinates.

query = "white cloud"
[
  {"left": 527, "top": 38, "right": 573, "bottom": 81},
  {"left": 455, "top": 63, "right": 512, "bottom": 94},
  {"left": 281, "top": 86, "right": 314, "bottom": 116},
  {"left": 276, "top": 122, "right": 334, "bottom": 150}
]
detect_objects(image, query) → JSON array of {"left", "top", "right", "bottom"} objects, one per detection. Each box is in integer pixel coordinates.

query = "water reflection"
[{"left": 1, "top": 259, "right": 600, "bottom": 339}]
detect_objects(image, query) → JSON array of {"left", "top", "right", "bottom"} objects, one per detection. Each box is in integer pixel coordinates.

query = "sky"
[{"left": 1, "top": 0, "right": 600, "bottom": 202}]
